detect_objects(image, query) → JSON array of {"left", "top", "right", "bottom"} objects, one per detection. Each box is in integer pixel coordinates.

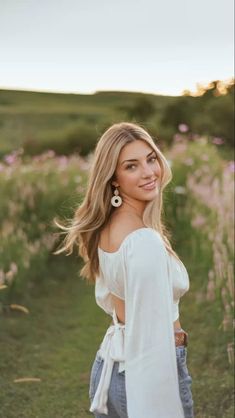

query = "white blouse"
[{"left": 89, "top": 227, "right": 190, "bottom": 418}]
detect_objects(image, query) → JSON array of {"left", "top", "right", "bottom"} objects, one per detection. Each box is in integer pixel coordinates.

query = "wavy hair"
[{"left": 53, "top": 122, "right": 182, "bottom": 283}]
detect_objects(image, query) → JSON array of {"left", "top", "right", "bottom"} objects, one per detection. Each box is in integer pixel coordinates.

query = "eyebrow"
[{"left": 121, "top": 150, "right": 156, "bottom": 165}]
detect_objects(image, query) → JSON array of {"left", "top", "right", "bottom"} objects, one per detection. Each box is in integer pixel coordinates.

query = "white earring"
[{"left": 111, "top": 188, "right": 122, "bottom": 207}]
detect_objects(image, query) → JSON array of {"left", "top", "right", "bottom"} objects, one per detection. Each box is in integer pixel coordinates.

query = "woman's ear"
[{"left": 111, "top": 181, "right": 119, "bottom": 187}]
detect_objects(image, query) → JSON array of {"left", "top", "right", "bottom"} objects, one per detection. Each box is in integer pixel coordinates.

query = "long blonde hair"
[{"left": 53, "top": 121, "right": 181, "bottom": 283}]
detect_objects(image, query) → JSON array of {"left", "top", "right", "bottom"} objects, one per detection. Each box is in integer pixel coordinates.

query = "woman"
[{"left": 53, "top": 122, "right": 194, "bottom": 418}]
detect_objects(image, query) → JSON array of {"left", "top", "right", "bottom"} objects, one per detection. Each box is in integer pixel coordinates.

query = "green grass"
[
  {"left": 0, "top": 89, "right": 173, "bottom": 156},
  {"left": 0, "top": 255, "right": 111, "bottom": 418},
  {"left": 1, "top": 252, "right": 234, "bottom": 418}
]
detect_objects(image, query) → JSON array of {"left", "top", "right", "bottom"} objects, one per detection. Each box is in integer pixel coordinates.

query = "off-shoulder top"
[{"left": 89, "top": 227, "right": 190, "bottom": 418}]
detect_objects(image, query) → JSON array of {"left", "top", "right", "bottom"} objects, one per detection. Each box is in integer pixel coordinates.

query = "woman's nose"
[{"left": 141, "top": 163, "right": 155, "bottom": 177}]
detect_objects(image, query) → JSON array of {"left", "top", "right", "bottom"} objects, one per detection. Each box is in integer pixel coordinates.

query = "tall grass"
[
  {"left": 167, "top": 134, "right": 234, "bottom": 365},
  {"left": 0, "top": 136, "right": 234, "bottom": 366},
  {"left": 0, "top": 149, "right": 90, "bottom": 306}
]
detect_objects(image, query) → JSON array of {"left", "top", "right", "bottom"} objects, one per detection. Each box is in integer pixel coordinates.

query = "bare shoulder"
[{"left": 99, "top": 213, "right": 145, "bottom": 252}]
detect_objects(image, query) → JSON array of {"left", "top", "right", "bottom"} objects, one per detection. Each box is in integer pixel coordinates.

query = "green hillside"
[
  {"left": 0, "top": 82, "right": 234, "bottom": 158},
  {"left": 0, "top": 89, "right": 172, "bottom": 154}
]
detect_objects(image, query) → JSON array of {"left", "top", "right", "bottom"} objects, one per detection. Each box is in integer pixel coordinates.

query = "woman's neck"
[{"left": 112, "top": 203, "right": 145, "bottom": 220}]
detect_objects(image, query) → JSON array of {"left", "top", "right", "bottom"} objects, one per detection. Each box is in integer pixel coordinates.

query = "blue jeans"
[{"left": 89, "top": 345, "right": 194, "bottom": 418}]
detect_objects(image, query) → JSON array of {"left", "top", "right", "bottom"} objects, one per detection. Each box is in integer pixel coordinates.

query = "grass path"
[
  {"left": 1, "top": 255, "right": 233, "bottom": 418},
  {"left": 0, "top": 256, "right": 110, "bottom": 418}
]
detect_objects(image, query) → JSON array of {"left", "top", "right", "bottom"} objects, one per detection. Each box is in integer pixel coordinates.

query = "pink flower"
[
  {"left": 212, "top": 137, "right": 224, "bottom": 145},
  {"left": 191, "top": 214, "right": 206, "bottom": 228},
  {"left": 226, "top": 161, "right": 235, "bottom": 173},
  {"left": 58, "top": 156, "right": 68, "bottom": 167},
  {"left": 46, "top": 150, "right": 55, "bottom": 158},
  {"left": 4, "top": 154, "right": 17, "bottom": 165},
  {"left": 201, "top": 154, "right": 209, "bottom": 161},
  {"left": 184, "top": 157, "right": 194, "bottom": 166},
  {"left": 10, "top": 262, "right": 18, "bottom": 275},
  {"left": 178, "top": 123, "right": 189, "bottom": 133}
]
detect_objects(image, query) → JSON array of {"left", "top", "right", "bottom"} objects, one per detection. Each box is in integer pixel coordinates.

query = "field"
[
  {"left": 0, "top": 83, "right": 234, "bottom": 158},
  {"left": 0, "top": 88, "right": 234, "bottom": 417}
]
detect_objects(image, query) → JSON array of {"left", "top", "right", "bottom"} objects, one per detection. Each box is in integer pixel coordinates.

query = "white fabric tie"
[{"left": 89, "top": 308, "right": 125, "bottom": 415}]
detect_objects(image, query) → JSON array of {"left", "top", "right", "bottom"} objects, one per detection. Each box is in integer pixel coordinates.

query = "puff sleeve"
[{"left": 123, "top": 229, "right": 184, "bottom": 418}]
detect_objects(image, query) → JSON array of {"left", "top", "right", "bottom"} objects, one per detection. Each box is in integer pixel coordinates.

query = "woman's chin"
[{"left": 139, "top": 189, "right": 159, "bottom": 201}]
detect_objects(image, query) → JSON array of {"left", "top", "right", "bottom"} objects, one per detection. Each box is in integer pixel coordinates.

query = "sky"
[{"left": 0, "top": 0, "right": 234, "bottom": 96}]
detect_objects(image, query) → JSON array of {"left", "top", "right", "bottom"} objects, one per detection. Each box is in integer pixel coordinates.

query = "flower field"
[
  {"left": 0, "top": 150, "right": 90, "bottom": 303},
  {"left": 0, "top": 134, "right": 234, "bottom": 417}
]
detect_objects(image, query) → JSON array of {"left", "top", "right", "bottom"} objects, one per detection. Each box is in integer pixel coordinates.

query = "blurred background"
[{"left": 0, "top": 0, "right": 234, "bottom": 417}]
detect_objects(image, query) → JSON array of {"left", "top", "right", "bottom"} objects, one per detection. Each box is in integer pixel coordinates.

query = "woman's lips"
[{"left": 140, "top": 180, "right": 157, "bottom": 190}]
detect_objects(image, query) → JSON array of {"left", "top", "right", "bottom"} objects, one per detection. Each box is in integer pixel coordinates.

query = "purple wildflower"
[
  {"left": 178, "top": 123, "right": 189, "bottom": 133},
  {"left": 227, "top": 161, "right": 235, "bottom": 173},
  {"left": 212, "top": 137, "right": 224, "bottom": 145}
]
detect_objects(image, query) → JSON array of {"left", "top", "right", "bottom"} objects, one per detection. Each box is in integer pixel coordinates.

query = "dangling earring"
[{"left": 111, "top": 187, "right": 122, "bottom": 207}]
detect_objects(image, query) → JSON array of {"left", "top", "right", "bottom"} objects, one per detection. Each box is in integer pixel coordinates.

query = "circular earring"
[{"left": 111, "top": 188, "right": 122, "bottom": 207}]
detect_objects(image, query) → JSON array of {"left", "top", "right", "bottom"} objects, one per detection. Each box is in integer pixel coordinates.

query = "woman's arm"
[{"left": 123, "top": 230, "right": 184, "bottom": 418}]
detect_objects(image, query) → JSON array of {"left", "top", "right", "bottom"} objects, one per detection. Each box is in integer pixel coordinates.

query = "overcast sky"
[{"left": 0, "top": 0, "right": 234, "bottom": 96}]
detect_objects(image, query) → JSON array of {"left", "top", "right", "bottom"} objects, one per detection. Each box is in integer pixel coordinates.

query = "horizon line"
[{"left": 0, "top": 85, "right": 183, "bottom": 97}]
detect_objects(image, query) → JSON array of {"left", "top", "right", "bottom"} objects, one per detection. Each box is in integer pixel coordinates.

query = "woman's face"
[{"left": 112, "top": 140, "right": 162, "bottom": 204}]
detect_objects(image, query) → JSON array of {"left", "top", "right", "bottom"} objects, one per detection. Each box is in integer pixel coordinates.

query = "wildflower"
[
  {"left": 46, "top": 150, "right": 55, "bottom": 158},
  {"left": 184, "top": 158, "right": 194, "bottom": 166},
  {"left": 58, "top": 156, "right": 68, "bottom": 170},
  {"left": 10, "top": 262, "right": 18, "bottom": 275},
  {"left": 178, "top": 124, "right": 189, "bottom": 133},
  {"left": 226, "top": 161, "right": 235, "bottom": 173},
  {"left": 191, "top": 214, "right": 206, "bottom": 228},
  {"left": 4, "top": 154, "right": 17, "bottom": 165},
  {"left": 174, "top": 186, "right": 186, "bottom": 194},
  {"left": 212, "top": 137, "right": 224, "bottom": 145}
]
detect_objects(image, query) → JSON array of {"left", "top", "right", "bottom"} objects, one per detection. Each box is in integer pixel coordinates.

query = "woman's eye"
[
  {"left": 126, "top": 157, "right": 157, "bottom": 170},
  {"left": 126, "top": 164, "right": 136, "bottom": 170}
]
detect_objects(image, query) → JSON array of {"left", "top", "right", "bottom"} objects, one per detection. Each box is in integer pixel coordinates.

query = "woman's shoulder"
[
  {"left": 99, "top": 217, "right": 163, "bottom": 255},
  {"left": 123, "top": 227, "right": 165, "bottom": 253},
  {"left": 99, "top": 214, "right": 144, "bottom": 253}
]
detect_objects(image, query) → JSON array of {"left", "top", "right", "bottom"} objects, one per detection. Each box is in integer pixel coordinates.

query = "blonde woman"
[{"left": 54, "top": 122, "right": 194, "bottom": 418}]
